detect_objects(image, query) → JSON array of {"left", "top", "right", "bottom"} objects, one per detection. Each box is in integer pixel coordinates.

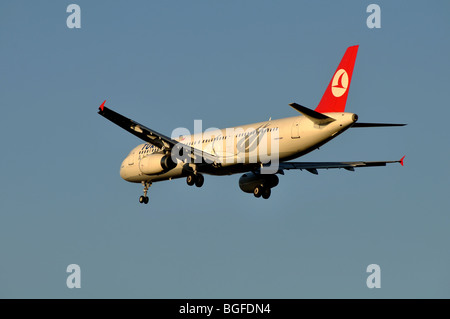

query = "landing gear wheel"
[
  {"left": 262, "top": 187, "right": 271, "bottom": 199},
  {"left": 186, "top": 174, "right": 195, "bottom": 186},
  {"left": 139, "top": 196, "right": 149, "bottom": 204},
  {"left": 253, "top": 186, "right": 262, "bottom": 198},
  {"left": 194, "top": 174, "right": 204, "bottom": 187}
]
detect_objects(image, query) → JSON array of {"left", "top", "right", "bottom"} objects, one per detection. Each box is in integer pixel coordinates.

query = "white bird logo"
[{"left": 331, "top": 69, "right": 348, "bottom": 97}]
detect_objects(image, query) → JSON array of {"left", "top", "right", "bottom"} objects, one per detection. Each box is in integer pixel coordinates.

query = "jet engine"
[
  {"left": 139, "top": 153, "right": 176, "bottom": 175},
  {"left": 239, "top": 172, "right": 279, "bottom": 199}
]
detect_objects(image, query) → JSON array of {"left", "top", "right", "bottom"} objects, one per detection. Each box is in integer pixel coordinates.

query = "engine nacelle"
[
  {"left": 238, "top": 172, "right": 279, "bottom": 194},
  {"left": 139, "top": 153, "right": 176, "bottom": 175}
]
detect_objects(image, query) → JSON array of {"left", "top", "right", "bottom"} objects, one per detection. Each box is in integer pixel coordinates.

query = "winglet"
[
  {"left": 99, "top": 100, "right": 106, "bottom": 111},
  {"left": 400, "top": 155, "right": 405, "bottom": 166}
]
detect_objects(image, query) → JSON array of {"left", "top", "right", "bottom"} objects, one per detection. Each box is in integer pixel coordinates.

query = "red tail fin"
[{"left": 315, "top": 45, "right": 359, "bottom": 113}]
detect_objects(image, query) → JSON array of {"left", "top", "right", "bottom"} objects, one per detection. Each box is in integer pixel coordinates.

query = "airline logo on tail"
[
  {"left": 331, "top": 69, "right": 348, "bottom": 97},
  {"left": 315, "top": 45, "right": 359, "bottom": 113}
]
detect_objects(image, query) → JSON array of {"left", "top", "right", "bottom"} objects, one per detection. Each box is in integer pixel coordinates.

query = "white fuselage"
[{"left": 120, "top": 112, "right": 357, "bottom": 183}]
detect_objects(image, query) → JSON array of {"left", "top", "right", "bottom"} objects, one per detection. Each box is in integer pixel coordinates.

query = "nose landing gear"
[{"left": 139, "top": 181, "right": 151, "bottom": 204}]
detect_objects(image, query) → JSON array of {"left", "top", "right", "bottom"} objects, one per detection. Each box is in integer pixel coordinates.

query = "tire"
[
  {"left": 186, "top": 174, "right": 195, "bottom": 186},
  {"left": 253, "top": 186, "right": 262, "bottom": 198},
  {"left": 139, "top": 196, "right": 145, "bottom": 203},
  {"left": 262, "top": 187, "right": 271, "bottom": 199},
  {"left": 144, "top": 196, "right": 149, "bottom": 204},
  {"left": 195, "top": 174, "right": 204, "bottom": 187}
]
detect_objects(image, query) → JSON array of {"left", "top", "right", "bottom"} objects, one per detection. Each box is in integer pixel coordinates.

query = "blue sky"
[{"left": 0, "top": 1, "right": 449, "bottom": 298}]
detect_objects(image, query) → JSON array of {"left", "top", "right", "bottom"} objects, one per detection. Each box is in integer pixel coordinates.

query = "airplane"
[{"left": 98, "top": 45, "right": 405, "bottom": 204}]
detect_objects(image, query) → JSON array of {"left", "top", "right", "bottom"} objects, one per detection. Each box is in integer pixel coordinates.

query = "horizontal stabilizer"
[
  {"left": 289, "top": 103, "right": 336, "bottom": 125},
  {"left": 352, "top": 123, "right": 406, "bottom": 128}
]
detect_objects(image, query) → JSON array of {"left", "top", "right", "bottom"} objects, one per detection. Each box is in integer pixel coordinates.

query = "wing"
[
  {"left": 97, "top": 101, "right": 219, "bottom": 164},
  {"left": 277, "top": 156, "right": 405, "bottom": 175}
]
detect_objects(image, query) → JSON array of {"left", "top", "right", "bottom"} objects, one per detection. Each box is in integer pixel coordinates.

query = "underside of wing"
[
  {"left": 98, "top": 103, "right": 174, "bottom": 149},
  {"left": 277, "top": 157, "right": 405, "bottom": 175},
  {"left": 97, "top": 101, "right": 219, "bottom": 164}
]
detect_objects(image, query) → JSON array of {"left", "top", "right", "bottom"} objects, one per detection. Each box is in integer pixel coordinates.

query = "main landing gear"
[
  {"left": 253, "top": 185, "right": 271, "bottom": 199},
  {"left": 186, "top": 173, "right": 204, "bottom": 188},
  {"left": 139, "top": 181, "right": 151, "bottom": 204}
]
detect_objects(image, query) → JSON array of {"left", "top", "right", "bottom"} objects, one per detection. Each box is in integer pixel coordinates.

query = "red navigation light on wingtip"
[
  {"left": 400, "top": 155, "right": 405, "bottom": 166},
  {"left": 99, "top": 100, "right": 106, "bottom": 111}
]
